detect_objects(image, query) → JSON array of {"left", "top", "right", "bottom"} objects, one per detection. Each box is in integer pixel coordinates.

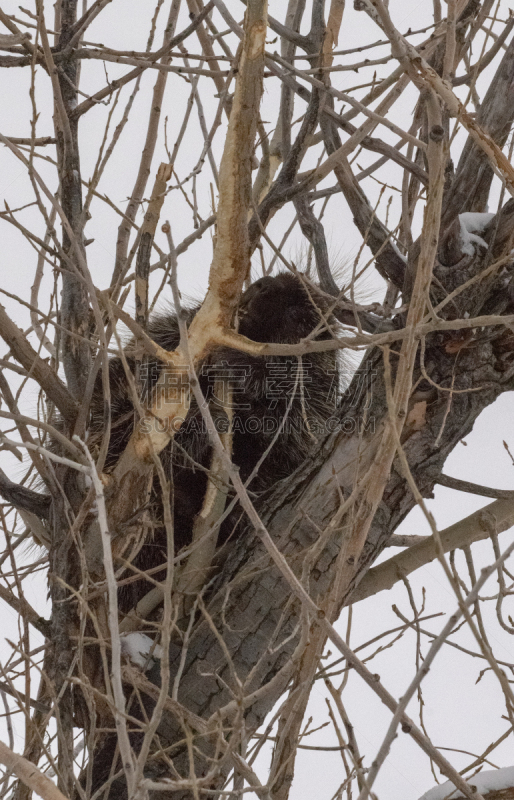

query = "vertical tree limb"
[
  {"left": 112, "top": 0, "right": 182, "bottom": 288},
  {"left": 135, "top": 162, "right": 173, "bottom": 332},
  {"left": 329, "top": 93, "right": 446, "bottom": 606},
  {"left": 51, "top": 0, "right": 91, "bottom": 402}
]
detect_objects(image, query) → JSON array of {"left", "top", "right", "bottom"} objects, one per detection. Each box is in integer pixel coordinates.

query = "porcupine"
[{"left": 86, "top": 272, "right": 340, "bottom": 613}]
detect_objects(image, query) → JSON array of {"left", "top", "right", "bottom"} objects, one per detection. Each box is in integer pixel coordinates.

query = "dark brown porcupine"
[{"left": 86, "top": 272, "right": 340, "bottom": 612}]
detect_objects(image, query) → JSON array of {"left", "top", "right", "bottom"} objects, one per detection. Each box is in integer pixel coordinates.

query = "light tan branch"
[
  {"left": 351, "top": 497, "right": 514, "bottom": 604},
  {"left": 0, "top": 740, "right": 69, "bottom": 800}
]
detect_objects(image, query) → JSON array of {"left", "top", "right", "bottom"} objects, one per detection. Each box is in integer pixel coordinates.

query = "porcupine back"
[{"left": 86, "top": 272, "right": 340, "bottom": 612}]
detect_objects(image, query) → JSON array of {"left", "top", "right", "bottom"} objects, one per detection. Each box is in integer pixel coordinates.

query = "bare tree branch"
[
  {"left": 0, "top": 740, "right": 69, "bottom": 800},
  {"left": 0, "top": 305, "right": 78, "bottom": 422},
  {"left": 352, "top": 497, "right": 514, "bottom": 604}
]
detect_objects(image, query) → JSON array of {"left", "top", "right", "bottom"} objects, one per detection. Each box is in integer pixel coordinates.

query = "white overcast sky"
[{"left": 1, "top": 1, "right": 514, "bottom": 799}]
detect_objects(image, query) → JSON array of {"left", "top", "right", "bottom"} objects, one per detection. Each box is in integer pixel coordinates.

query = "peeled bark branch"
[{"left": 103, "top": 0, "right": 269, "bottom": 546}]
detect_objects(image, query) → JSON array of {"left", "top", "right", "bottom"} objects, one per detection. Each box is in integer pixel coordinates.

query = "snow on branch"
[
  {"left": 420, "top": 767, "right": 514, "bottom": 800},
  {"left": 459, "top": 212, "right": 495, "bottom": 256}
]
